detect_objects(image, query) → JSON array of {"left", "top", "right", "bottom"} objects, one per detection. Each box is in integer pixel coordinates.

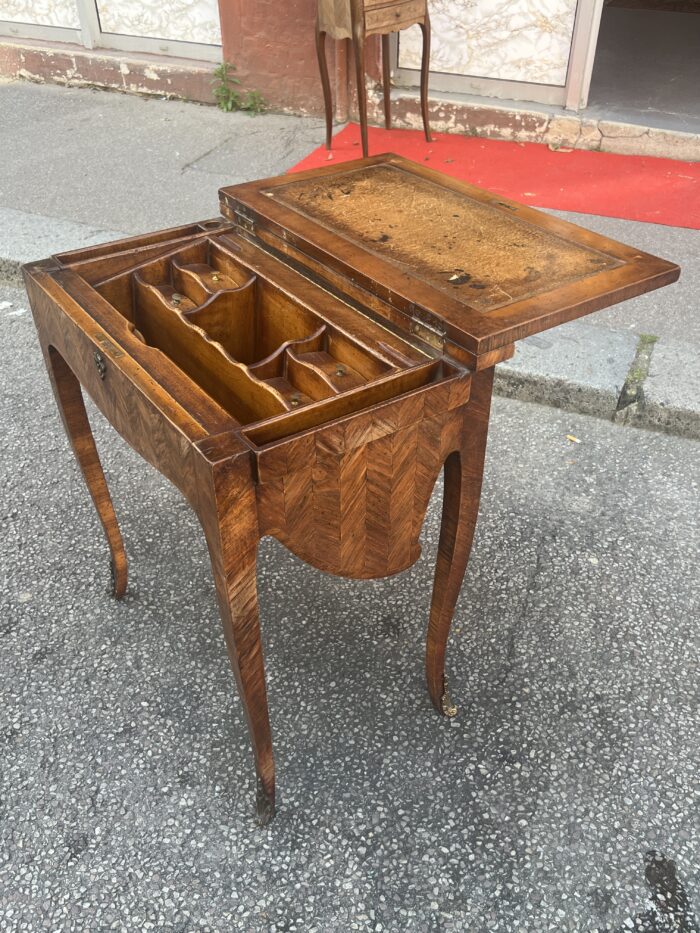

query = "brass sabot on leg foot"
[
  {"left": 440, "top": 677, "right": 457, "bottom": 718},
  {"left": 256, "top": 777, "right": 276, "bottom": 826}
]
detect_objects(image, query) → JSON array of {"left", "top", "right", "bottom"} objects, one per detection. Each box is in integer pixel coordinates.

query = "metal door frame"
[
  {"left": 0, "top": 0, "right": 221, "bottom": 63},
  {"left": 391, "top": 0, "right": 604, "bottom": 111}
]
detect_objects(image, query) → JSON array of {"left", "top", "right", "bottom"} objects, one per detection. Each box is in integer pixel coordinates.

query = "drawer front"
[{"left": 364, "top": 0, "right": 425, "bottom": 34}]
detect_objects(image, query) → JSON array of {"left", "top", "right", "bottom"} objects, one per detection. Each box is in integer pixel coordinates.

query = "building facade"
[{"left": 2, "top": 0, "right": 697, "bottom": 160}]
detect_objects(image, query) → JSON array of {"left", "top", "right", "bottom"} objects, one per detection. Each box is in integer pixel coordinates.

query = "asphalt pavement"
[
  {"left": 1, "top": 279, "right": 698, "bottom": 931},
  {"left": 1, "top": 78, "right": 699, "bottom": 931}
]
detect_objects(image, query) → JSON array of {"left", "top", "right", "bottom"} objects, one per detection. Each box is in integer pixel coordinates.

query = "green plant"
[{"left": 212, "top": 62, "right": 267, "bottom": 115}]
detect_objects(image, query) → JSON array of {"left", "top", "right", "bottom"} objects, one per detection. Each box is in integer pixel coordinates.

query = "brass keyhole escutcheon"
[{"left": 94, "top": 350, "right": 107, "bottom": 380}]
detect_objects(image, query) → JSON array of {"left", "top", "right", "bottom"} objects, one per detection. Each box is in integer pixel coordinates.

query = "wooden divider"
[{"left": 81, "top": 232, "right": 456, "bottom": 438}]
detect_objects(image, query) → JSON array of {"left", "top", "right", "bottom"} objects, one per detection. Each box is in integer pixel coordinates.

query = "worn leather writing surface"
[
  {"left": 269, "top": 164, "right": 619, "bottom": 313},
  {"left": 220, "top": 154, "right": 679, "bottom": 356}
]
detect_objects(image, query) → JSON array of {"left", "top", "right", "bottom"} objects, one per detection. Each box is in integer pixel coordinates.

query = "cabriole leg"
[
  {"left": 200, "top": 478, "right": 275, "bottom": 824},
  {"left": 426, "top": 367, "right": 494, "bottom": 715},
  {"left": 44, "top": 344, "right": 127, "bottom": 598},
  {"left": 419, "top": 15, "right": 432, "bottom": 143},
  {"left": 315, "top": 22, "right": 334, "bottom": 150},
  {"left": 353, "top": 29, "right": 369, "bottom": 157},
  {"left": 382, "top": 33, "right": 392, "bottom": 130}
]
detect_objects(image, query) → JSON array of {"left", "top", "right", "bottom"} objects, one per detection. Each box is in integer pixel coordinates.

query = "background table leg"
[
  {"left": 382, "top": 33, "right": 392, "bottom": 130},
  {"left": 419, "top": 14, "right": 432, "bottom": 143},
  {"left": 43, "top": 344, "right": 128, "bottom": 598},
  {"left": 352, "top": 26, "right": 369, "bottom": 157},
  {"left": 315, "top": 22, "right": 334, "bottom": 150},
  {"left": 425, "top": 367, "right": 494, "bottom": 715}
]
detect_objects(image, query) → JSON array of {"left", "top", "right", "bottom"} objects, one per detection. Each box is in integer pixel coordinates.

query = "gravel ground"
[{"left": 1, "top": 282, "right": 699, "bottom": 932}]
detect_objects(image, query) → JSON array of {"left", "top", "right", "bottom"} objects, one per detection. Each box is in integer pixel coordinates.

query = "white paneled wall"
[
  {"left": 0, "top": 0, "right": 221, "bottom": 45},
  {"left": 399, "top": 0, "right": 579, "bottom": 86},
  {"left": 96, "top": 0, "right": 221, "bottom": 44},
  {"left": 1, "top": 0, "right": 80, "bottom": 28}
]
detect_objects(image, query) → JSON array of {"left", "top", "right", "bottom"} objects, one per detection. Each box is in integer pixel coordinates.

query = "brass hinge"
[
  {"left": 235, "top": 207, "right": 256, "bottom": 235},
  {"left": 409, "top": 306, "right": 446, "bottom": 352}
]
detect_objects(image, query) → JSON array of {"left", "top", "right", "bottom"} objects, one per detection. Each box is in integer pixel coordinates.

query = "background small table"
[{"left": 316, "top": 0, "right": 432, "bottom": 157}]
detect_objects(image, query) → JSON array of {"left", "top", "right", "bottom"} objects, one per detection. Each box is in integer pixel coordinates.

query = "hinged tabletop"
[{"left": 220, "top": 154, "right": 679, "bottom": 359}]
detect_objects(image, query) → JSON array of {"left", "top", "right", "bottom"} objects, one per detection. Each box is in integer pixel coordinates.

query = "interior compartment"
[
  {"left": 79, "top": 231, "right": 458, "bottom": 436},
  {"left": 243, "top": 359, "right": 454, "bottom": 446}
]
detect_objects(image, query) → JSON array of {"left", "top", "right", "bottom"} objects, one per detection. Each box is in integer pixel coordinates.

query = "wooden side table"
[
  {"left": 23, "top": 155, "right": 679, "bottom": 824},
  {"left": 316, "top": 0, "right": 432, "bottom": 157}
]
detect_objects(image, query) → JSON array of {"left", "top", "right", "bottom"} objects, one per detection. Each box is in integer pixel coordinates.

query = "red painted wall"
[{"left": 217, "top": 0, "right": 381, "bottom": 117}]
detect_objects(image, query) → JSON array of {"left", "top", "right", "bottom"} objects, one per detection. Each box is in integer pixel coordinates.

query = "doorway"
[{"left": 586, "top": 0, "right": 700, "bottom": 133}]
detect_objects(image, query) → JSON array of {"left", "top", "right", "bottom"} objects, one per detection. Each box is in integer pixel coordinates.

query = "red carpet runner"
[{"left": 290, "top": 123, "right": 700, "bottom": 230}]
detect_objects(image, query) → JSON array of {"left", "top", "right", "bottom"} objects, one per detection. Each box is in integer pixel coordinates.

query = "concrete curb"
[
  {"left": 494, "top": 324, "right": 700, "bottom": 442},
  {"left": 0, "top": 206, "right": 126, "bottom": 286},
  {"left": 495, "top": 319, "right": 638, "bottom": 423},
  {"left": 2, "top": 214, "right": 697, "bottom": 442}
]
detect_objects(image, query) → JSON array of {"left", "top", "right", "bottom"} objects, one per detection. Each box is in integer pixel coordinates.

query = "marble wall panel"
[
  {"left": 399, "top": 0, "right": 579, "bottom": 86},
  {"left": 96, "top": 0, "right": 221, "bottom": 44}
]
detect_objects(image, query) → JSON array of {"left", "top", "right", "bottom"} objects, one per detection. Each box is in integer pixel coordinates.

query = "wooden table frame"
[{"left": 23, "top": 156, "right": 679, "bottom": 823}]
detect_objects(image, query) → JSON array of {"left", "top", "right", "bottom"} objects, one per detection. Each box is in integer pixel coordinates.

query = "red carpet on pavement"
[{"left": 290, "top": 123, "right": 700, "bottom": 230}]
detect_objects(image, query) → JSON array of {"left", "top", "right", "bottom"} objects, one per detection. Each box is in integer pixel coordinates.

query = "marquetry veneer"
[{"left": 24, "top": 155, "right": 679, "bottom": 823}]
